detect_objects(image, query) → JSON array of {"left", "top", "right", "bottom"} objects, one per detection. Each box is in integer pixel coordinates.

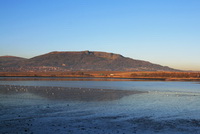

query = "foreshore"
[{"left": 0, "top": 84, "right": 200, "bottom": 134}]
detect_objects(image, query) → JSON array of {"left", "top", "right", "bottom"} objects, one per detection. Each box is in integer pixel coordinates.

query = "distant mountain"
[
  {"left": 0, "top": 56, "right": 27, "bottom": 72},
  {"left": 0, "top": 56, "right": 26, "bottom": 63},
  {"left": 0, "top": 51, "right": 180, "bottom": 72}
]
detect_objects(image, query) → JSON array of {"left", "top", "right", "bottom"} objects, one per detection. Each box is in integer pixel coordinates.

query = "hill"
[
  {"left": 0, "top": 51, "right": 179, "bottom": 72},
  {"left": 0, "top": 56, "right": 27, "bottom": 72},
  {"left": 0, "top": 56, "right": 26, "bottom": 64}
]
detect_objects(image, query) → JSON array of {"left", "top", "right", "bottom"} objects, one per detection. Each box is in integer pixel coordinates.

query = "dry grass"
[{"left": 0, "top": 71, "right": 200, "bottom": 81}]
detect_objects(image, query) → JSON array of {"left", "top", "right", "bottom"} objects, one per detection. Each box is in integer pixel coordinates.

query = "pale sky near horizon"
[{"left": 0, "top": 0, "right": 200, "bottom": 71}]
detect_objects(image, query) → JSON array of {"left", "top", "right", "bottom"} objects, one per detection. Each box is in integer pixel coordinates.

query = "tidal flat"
[{"left": 0, "top": 80, "right": 200, "bottom": 134}]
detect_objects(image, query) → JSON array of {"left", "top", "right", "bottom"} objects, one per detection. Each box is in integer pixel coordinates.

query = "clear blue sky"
[{"left": 0, "top": 0, "right": 200, "bottom": 71}]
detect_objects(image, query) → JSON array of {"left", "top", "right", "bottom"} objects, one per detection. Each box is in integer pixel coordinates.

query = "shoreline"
[{"left": 1, "top": 76, "right": 200, "bottom": 82}]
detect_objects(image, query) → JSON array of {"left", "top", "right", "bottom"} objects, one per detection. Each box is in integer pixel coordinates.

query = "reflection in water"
[{"left": 0, "top": 85, "right": 145, "bottom": 101}]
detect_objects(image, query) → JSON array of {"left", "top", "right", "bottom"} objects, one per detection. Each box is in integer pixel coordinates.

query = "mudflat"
[{"left": 0, "top": 85, "right": 145, "bottom": 101}]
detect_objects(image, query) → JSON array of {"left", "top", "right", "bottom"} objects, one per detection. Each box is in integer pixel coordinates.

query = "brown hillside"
[{"left": 0, "top": 51, "right": 180, "bottom": 72}]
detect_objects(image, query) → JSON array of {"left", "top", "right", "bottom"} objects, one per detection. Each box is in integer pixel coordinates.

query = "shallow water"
[{"left": 0, "top": 78, "right": 200, "bottom": 134}]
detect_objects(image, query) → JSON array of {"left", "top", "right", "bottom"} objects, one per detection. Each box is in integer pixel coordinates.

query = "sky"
[{"left": 0, "top": 0, "right": 200, "bottom": 71}]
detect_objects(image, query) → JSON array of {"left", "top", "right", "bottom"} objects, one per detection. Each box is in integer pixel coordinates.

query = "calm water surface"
[{"left": 0, "top": 78, "right": 200, "bottom": 134}]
